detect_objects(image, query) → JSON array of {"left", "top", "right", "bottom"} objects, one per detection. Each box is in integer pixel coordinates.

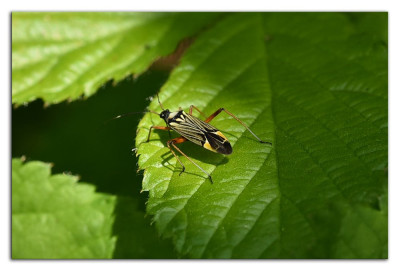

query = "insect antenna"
[
  {"left": 102, "top": 110, "right": 159, "bottom": 127},
  {"left": 113, "top": 110, "right": 159, "bottom": 119},
  {"left": 156, "top": 93, "right": 165, "bottom": 110}
]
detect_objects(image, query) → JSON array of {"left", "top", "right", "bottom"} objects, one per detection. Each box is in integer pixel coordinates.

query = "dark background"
[
  {"left": 12, "top": 69, "right": 177, "bottom": 258},
  {"left": 12, "top": 69, "right": 168, "bottom": 199}
]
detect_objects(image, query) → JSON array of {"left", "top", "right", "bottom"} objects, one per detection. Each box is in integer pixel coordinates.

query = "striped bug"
[{"left": 141, "top": 95, "right": 272, "bottom": 183}]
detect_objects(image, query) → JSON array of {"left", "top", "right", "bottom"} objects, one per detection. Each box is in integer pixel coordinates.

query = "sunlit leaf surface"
[
  {"left": 136, "top": 13, "right": 387, "bottom": 259},
  {"left": 12, "top": 12, "right": 219, "bottom": 105}
]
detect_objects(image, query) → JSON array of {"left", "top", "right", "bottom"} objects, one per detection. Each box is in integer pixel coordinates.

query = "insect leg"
[
  {"left": 168, "top": 137, "right": 213, "bottom": 183},
  {"left": 146, "top": 126, "right": 171, "bottom": 142},
  {"left": 189, "top": 105, "right": 207, "bottom": 119},
  {"left": 166, "top": 137, "right": 187, "bottom": 175},
  {"left": 205, "top": 108, "right": 272, "bottom": 145}
]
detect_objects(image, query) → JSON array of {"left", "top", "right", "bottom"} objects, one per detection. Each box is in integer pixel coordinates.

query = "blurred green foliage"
[
  {"left": 12, "top": 159, "right": 116, "bottom": 259},
  {"left": 12, "top": 12, "right": 220, "bottom": 104}
]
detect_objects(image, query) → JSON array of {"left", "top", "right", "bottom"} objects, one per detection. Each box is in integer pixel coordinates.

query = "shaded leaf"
[
  {"left": 12, "top": 12, "right": 220, "bottom": 105},
  {"left": 112, "top": 196, "right": 177, "bottom": 258},
  {"left": 136, "top": 13, "right": 387, "bottom": 259}
]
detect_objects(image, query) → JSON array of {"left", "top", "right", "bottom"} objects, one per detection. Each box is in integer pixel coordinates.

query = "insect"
[{"left": 141, "top": 95, "right": 272, "bottom": 183}]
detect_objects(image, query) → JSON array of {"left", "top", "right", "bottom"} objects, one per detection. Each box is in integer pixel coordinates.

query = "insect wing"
[
  {"left": 169, "top": 115, "right": 205, "bottom": 146},
  {"left": 171, "top": 113, "right": 232, "bottom": 155},
  {"left": 204, "top": 130, "right": 232, "bottom": 155}
]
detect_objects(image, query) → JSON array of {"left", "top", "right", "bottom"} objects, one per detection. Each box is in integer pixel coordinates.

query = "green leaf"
[
  {"left": 12, "top": 158, "right": 116, "bottom": 259},
  {"left": 136, "top": 13, "right": 387, "bottom": 259},
  {"left": 12, "top": 12, "right": 220, "bottom": 105}
]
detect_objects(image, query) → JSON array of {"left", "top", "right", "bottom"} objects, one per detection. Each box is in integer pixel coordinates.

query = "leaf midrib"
[
  {"left": 155, "top": 14, "right": 277, "bottom": 257},
  {"left": 148, "top": 18, "right": 257, "bottom": 111}
]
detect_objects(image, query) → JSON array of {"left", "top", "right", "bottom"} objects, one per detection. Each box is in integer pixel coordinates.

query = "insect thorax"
[{"left": 167, "top": 110, "right": 186, "bottom": 125}]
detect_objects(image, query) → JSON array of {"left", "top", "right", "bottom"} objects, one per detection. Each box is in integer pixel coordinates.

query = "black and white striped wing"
[{"left": 170, "top": 112, "right": 232, "bottom": 155}]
